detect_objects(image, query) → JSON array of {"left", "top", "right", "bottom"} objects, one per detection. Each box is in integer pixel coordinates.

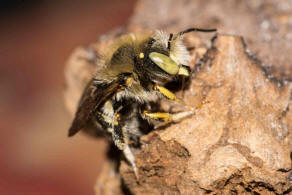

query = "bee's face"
[{"left": 135, "top": 31, "right": 190, "bottom": 84}]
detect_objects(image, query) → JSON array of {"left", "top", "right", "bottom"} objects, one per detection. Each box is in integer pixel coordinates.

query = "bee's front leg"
[
  {"left": 153, "top": 84, "right": 183, "bottom": 103},
  {"left": 153, "top": 83, "right": 196, "bottom": 110}
]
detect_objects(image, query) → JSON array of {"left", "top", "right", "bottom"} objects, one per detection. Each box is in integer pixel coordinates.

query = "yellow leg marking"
[
  {"left": 143, "top": 110, "right": 171, "bottom": 122},
  {"left": 116, "top": 113, "right": 121, "bottom": 119},
  {"left": 113, "top": 113, "right": 121, "bottom": 126},
  {"left": 144, "top": 109, "right": 194, "bottom": 123},
  {"left": 153, "top": 84, "right": 182, "bottom": 103}
]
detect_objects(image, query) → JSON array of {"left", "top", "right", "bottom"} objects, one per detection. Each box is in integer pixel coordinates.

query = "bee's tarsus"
[{"left": 123, "top": 145, "right": 139, "bottom": 179}]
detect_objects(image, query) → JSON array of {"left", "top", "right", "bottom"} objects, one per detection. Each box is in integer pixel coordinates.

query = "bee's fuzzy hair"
[
  {"left": 153, "top": 30, "right": 169, "bottom": 49},
  {"left": 170, "top": 36, "right": 191, "bottom": 66},
  {"left": 153, "top": 30, "right": 191, "bottom": 67}
]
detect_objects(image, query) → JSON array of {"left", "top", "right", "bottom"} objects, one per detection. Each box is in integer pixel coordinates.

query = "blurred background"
[
  {"left": 1, "top": 0, "right": 292, "bottom": 194},
  {"left": 0, "top": 0, "right": 135, "bottom": 194}
]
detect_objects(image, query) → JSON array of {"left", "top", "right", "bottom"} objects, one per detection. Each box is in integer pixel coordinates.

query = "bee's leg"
[
  {"left": 153, "top": 83, "right": 198, "bottom": 113},
  {"left": 143, "top": 110, "right": 194, "bottom": 130},
  {"left": 151, "top": 83, "right": 195, "bottom": 119},
  {"left": 153, "top": 84, "right": 183, "bottom": 103},
  {"left": 111, "top": 114, "right": 139, "bottom": 179},
  {"left": 96, "top": 108, "right": 138, "bottom": 178},
  {"left": 122, "top": 143, "right": 138, "bottom": 179},
  {"left": 143, "top": 110, "right": 194, "bottom": 123}
]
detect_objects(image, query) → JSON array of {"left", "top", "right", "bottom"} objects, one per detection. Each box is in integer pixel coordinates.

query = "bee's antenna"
[
  {"left": 178, "top": 28, "right": 217, "bottom": 36},
  {"left": 167, "top": 33, "right": 173, "bottom": 49},
  {"left": 168, "top": 28, "right": 216, "bottom": 50}
]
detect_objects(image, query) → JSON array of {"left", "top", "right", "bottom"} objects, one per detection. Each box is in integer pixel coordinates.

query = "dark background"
[{"left": 0, "top": 0, "right": 135, "bottom": 194}]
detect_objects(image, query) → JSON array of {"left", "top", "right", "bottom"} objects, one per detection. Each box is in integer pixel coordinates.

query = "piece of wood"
[
  {"left": 64, "top": 1, "right": 292, "bottom": 194},
  {"left": 119, "top": 35, "right": 292, "bottom": 194}
]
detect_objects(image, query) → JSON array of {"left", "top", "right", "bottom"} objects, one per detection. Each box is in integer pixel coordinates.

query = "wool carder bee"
[{"left": 68, "top": 28, "right": 216, "bottom": 178}]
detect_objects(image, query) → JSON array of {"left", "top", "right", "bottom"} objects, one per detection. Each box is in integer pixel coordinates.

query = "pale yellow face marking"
[
  {"left": 178, "top": 66, "right": 189, "bottom": 76},
  {"left": 139, "top": 52, "right": 144, "bottom": 59}
]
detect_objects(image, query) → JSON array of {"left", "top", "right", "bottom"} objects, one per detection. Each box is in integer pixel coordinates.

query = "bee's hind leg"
[
  {"left": 122, "top": 144, "right": 138, "bottom": 179},
  {"left": 111, "top": 115, "right": 139, "bottom": 179}
]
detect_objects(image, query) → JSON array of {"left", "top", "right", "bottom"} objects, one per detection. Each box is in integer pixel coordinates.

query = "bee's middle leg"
[{"left": 143, "top": 110, "right": 194, "bottom": 123}]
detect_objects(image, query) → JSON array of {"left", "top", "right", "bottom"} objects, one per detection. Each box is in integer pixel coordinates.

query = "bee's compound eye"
[{"left": 149, "top": 52, "right": 179, "bottom": 75}]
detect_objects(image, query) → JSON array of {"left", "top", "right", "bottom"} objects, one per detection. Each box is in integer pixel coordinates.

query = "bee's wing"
[{"left": 68, "top": 79, "right": 120, "bottom": 137}]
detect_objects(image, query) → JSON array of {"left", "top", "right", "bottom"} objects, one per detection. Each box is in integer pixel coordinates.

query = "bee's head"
[
  {"left": 135, "top": 30, "right": 191, "bottom": 84},
  {"left": 134, "top": 28, "right": 216, "bottom": 84},
  {"left": 150, "top": 30, "right": 192, "bottom": 76}
]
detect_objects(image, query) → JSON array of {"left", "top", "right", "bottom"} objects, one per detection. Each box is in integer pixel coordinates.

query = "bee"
[{"left": 68, "top": 28, "right": 216, "bottom": 178}]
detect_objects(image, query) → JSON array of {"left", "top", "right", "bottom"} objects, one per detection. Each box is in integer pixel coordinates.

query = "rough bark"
[
  {"left": 64, "top": 0, "right": 292, "bottom": 194},
  {"left": 119, "top": 35, "right": 292, "bottom": 195}
]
